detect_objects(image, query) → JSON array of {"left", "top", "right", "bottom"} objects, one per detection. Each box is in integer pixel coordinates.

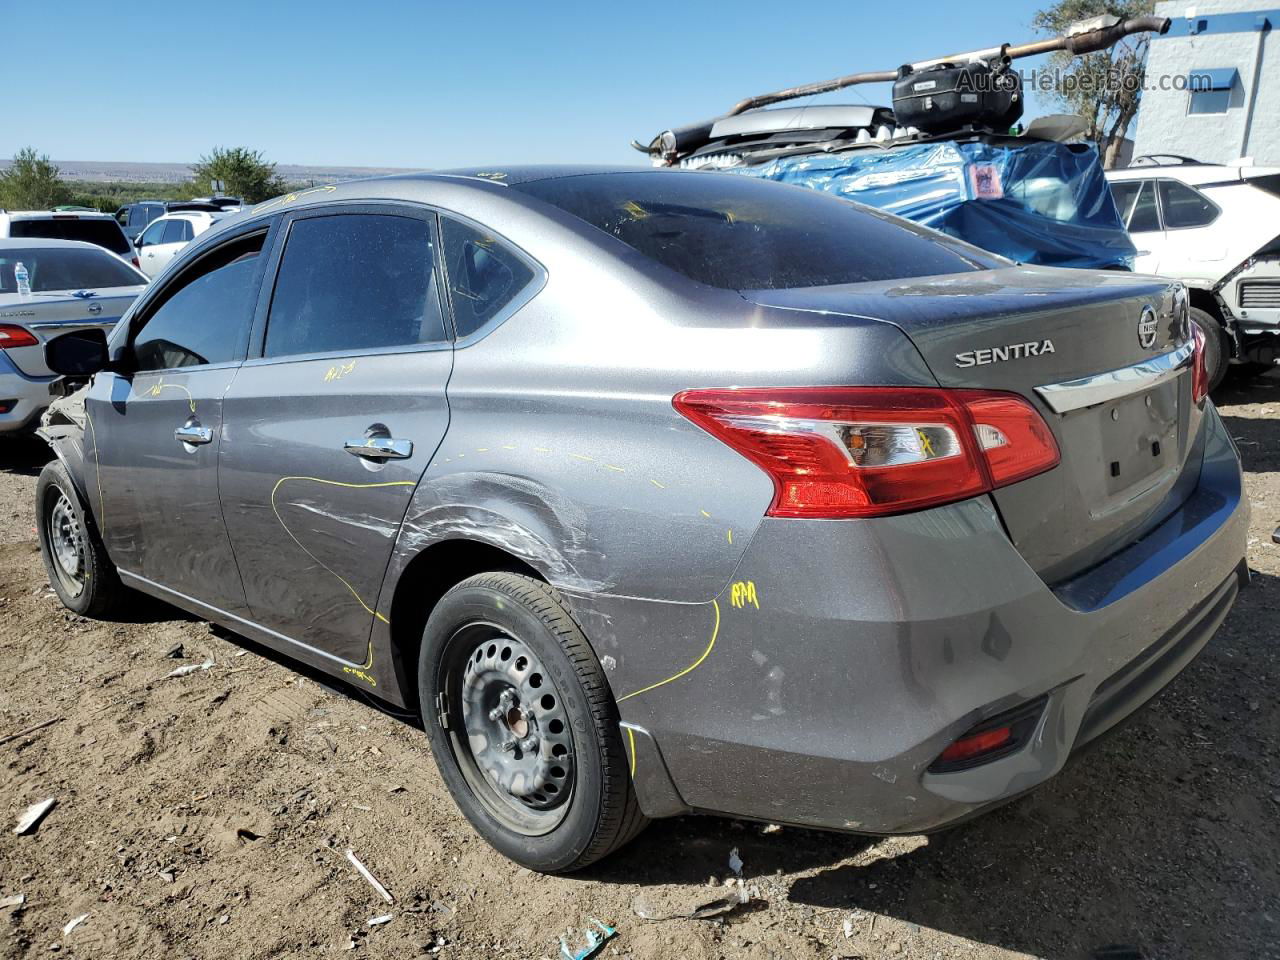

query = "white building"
[{"left": 1130, "top": 1, "right": 1278, "bottom": 166}]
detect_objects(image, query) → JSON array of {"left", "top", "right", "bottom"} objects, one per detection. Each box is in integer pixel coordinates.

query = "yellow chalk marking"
[
  {"left": 254, "top": 184, "right": 336, "bottom": 213},
  {"left": 727, "top": 529, "right": 733, "bottom": 544},
  {"left": 476, "top": 448, "right": 488, "bottom": 453},
  {"left": 648, "top": 478, "right": 665, "bottom": 490},
  {"left": 324, "top": 360, "right": 357, "bottom": 383},
  {"left": 730, "top": 580, "right": 760, "bottom": 610},
  {"left": 916, "top": 428, "right": 936, "bottom": 458},
  {"left": 533, "top": 447, "right": 551, "bottom": 453},
  {"left": 570, "top": 453, "right": 595, "bottom": 462},
  {"left": 618, "top": 599, "right": 719, "bottom": 703},
  {"left": 501, "top": 444, "right": 517, "bottom": 450},
  {"left": 700, "top": 510, "right": 712, "bottom": 519},
  {"left": 85, "top": 406, "right": 106, "bottom": 533},
  {"left": 626, "top": 726, "right": 637, "bottom": 778},
  {"left": 604, "top": 464, "right": 625, "bottom": 472},
  {"left": 270, "top": 476, "right": 415, "bottom": 628},
  {"left": 138, "top": 378, "right": 196, "bottom": 413}
]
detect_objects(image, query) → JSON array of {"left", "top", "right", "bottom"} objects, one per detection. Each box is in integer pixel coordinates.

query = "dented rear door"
[{"left": 218, "top": 205, "right": 452, "bottom": 671}]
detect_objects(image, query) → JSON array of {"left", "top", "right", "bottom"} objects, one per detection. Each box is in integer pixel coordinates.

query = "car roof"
[
  {"left": 0, "top": 236, "right": 121, "bottom": 252},
  {"left": 154, "top": 210, "right": 224, "bottom": 222},
  {"left": 0, "top": 209, "right": 116, "bottom": 220}
]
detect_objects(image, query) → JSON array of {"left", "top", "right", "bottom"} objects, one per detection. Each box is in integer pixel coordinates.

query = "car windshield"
[
  {"left": 0, "top": 247, "right": 145, "bottom": 293},
  {"left": 8, "top": 217, "right": 132, "bottom": 255},
  {"left": 510, "top": 171, "right": 1002, "bottom": 290}
]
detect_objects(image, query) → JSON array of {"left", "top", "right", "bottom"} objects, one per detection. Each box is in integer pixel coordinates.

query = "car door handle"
[
  {"left": 344, "top": 437, "right": 413, "bottom": 460},
  {"left": 175, "top": 424, "right": 214, "bottom": 445}
]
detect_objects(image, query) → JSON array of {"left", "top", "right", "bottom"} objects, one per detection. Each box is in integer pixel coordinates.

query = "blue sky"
[{"left": 6, "top": 0, "right": 1060, "bottom": 169}]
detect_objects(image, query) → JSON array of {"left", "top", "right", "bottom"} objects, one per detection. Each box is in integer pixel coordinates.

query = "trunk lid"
[
  {"left": 1, "top": 288, "right": 141, "bottom": 378},
  {"left": 744, "top": 266, "right": 1201, "bottom": 582}
]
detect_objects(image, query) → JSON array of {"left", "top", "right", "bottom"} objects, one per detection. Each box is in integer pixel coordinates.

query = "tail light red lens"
[
  {"left": 0, "top": 324, "right": 39, "bottom": 349},
  {"left": 935, "top": 725, "right": 1013, "bottom": 766},
  {"left": 131, "top": 256, "right": 141, "bottom": 269},
  {"left": 673, "top": 386, "right": 1060, "bottom": 519},
  {"left": 1190, "top": 324, "right": 1209, "bottom": 405}
]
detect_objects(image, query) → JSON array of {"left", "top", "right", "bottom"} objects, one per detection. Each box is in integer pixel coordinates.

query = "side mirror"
[
  {"left": 134, "top": 234, "right": 145, "bottom": 249},
  {"left": 46, "top": 328, "right": 110, "bottom": 377}
]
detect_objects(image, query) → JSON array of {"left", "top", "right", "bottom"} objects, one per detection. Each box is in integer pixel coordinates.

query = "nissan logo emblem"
[{"left": 1137, "top": 304, "right": 1158, "bottom": 349}]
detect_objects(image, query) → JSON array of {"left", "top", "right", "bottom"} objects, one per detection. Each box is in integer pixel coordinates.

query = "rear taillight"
[
  {"left": 131, "top": 256, "right": 141, "bottom": 269},
  {"left": 1190, "top": 325, "right": 1209, "bottom": 405},
  {"left": 0, "top": 324, "right": 39, "bottom": 349},
  {"left": 673, "top": 386, "right": 1060, "bottom": 519}
]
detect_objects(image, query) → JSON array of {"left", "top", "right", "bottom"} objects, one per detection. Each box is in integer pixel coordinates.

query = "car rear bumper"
[
  {"left": 572, "top": 405, "right": 1249, "bottom": 832},
  {"left": 0, "top": 352, "right": 57, "bottom": 434}
]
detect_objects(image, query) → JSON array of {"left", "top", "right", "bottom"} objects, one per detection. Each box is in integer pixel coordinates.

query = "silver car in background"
[
  {"left": 36, "top": 168, "right": 1248, "bottom": 872},
  {"left": 0, "top": 238, "right": 147, "bottom": 433}
]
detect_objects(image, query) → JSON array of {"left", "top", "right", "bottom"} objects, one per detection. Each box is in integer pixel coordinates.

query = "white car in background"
[
  {"left": 0, "top": 238, "right": 148, "bottom": 434},
  {"left": 134, "top": 210, "right": 225, "bottom": 278},
  {"left": 0, "top": 209, "right": 140, "bottom": 271},
  {"left": 1107, "top": 156, "right": 1280, "bottom": 388}
]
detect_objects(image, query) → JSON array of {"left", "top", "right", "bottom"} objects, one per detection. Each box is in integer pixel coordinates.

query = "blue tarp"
[{"left": 729, "top": 138, "right": 1137, "bottom": 270}]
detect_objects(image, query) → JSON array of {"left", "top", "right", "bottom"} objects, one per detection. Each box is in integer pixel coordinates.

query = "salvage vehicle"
[
  {"left": 36, "top": 169, "right": 1248, "bottom": 872},
  {"left": 1107, "top": 156, "right": 1280, "bottom": 389},
  {"left": 635, "top": 15, "right": 1172, "bottom": 271},
  {"left": 0, "top": 238, "right": 147, "bottom": 434},
  {"left": 134, "top": 210, "right": 226, "bottom": 278},
  {"left": 1, "top": 209, "right": 139, "bottom": 270}
]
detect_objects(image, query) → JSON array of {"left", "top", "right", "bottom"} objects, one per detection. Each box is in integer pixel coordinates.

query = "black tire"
[
  {"left": 418, "top": 572, "right": 647, "bottom": 872},
  {"left": 35, "top": 459, "right": 124, "bottom": 618},
  {"left": 1189, "top": 306, "right": 1228, "bottom": 393}
]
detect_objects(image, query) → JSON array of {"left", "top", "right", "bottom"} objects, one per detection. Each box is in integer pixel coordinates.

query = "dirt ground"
[{"left": 1, "top": 374, "right": 1278, "bottom": 960}]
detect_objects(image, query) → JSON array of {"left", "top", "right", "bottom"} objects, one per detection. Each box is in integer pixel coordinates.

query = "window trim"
[
  {"left": 113, "top": 221, "right": 276, "bottom": 374},
  {"left": 438, "top": 211, "right": 546, "bottom": 348},
  {"left": 1117, "top": 178, "right": 1163, "bottom": 233},
  {"left": 1154, "top": 177, "right": 1221, "bottom": 231}
]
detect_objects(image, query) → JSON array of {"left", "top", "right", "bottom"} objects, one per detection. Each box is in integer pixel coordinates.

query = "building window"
[{"left": 1187, "top": 68, "right": 1238, "bottom": 115}]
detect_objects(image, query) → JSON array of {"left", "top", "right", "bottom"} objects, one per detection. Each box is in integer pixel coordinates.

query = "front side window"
[
  {"left": 441, "top": 218, "right": 537, "bottom": 338},
  {"left": 140, "top": 219, "right": 167, "bottom": 246},
  {"left": 161, "top": 219, "right": 188, "bottom": 244},
  {"left": 263, "top": 212, "right": 446, "bottom": 359},
  {"left": 1158, "top": 180, "right": 1219, "bottom": 229},
  {"left": 1111, "top": 180, "right": 1160, "bottom": 232},
  {"left": 131, "top": 233, "right": 265, "bottom": 371}
]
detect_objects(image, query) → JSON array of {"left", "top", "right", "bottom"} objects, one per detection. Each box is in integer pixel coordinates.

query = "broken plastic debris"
[
  {"left": 0, "top": 894, "right": 25, "bottom": 910},
  {"left": 346, "top": 849, "right": 394, "bottom": 904},
  {"left": 558, "top": 918, "right": 617, "bottom": 960},
  {"left": 62, "top": 914, "right": 89, "bottom": 936},
  {"left": 367, "top": 914, "right": 392, "bottom": 926},
  {"left": 14, "top": 798, "right": 57, "bottom": 835},
  {"left": 165, "top": 659, "right": 214, "bottom": 678},
  {"left": 728, "top": 846, "right": 743, "bottom": 876},
  {"left": 632, "top": 884, "right": 750, "bottom": 922}
]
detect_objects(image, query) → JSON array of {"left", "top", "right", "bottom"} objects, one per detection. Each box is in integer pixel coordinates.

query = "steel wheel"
[
  {"left": 445, "top": 622, "right": 576, "bottom": 835},
  {"left": 45, "top": 488, "right": 86, "bottom": 598}
]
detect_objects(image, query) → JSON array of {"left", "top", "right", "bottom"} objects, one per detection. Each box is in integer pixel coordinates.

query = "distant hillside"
[{"left": 1, "top": 158, "right": 427, "bottom": 184}]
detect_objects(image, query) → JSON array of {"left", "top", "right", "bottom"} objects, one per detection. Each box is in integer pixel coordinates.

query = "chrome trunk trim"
[{"left": 1035, "top": 340, "right": 1194, "bottom": 414}]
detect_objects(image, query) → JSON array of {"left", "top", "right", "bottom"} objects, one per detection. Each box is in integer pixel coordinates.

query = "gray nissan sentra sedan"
[{"left": 35, "top": 167, "right": 1248, "bottom": 872}]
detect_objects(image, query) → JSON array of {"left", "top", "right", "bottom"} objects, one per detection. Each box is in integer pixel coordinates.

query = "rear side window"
[
  {"left": 511, "top": 171, "right": 1000, "bottom": 290},
  {"left": 1158, "top": 180, "right": 1219, "bottom": 229},
  {"left": 264, "top": 212, "right": 446, "bottom": 358},
  {"left": 132, "top": 233, "right": 265, "bottom": 371},
  {"left": 441, "top": 218, "right": 536, "bottom": 338},
  {"left": 9, "top": 217, "right": 131, "bottom": 255}
]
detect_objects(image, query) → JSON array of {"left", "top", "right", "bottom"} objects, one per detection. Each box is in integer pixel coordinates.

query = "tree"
[
  {"left": 0, "top": 147, "right": 71, "bottom": 209},
  {"left": 189, "top": 146, "right": 286, "bottom": 203},
  {"left": 1032, "top": 0, "right": 1156, "bottom": 168}
]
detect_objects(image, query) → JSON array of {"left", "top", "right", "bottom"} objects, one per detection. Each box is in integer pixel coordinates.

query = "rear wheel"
[
  {"left": 418, "top": 572, "right": 646, "bottom": 872},
  {"left": 1189, "top": 306, "right": 1228, "bottom": 392},
  {"left": 36, "top": 460, "right": 124, "bottom": 618}
]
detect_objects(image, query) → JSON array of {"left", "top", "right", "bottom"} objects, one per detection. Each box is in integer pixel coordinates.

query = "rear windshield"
[
  {"left": 9, "top": 217, "right": 132, "bottom": 255},
  {"left": 510, "top": 171, "right": 1001, "bottom": 290},
  {"left": 0, "top": 247, "right": 145, "bottom": 293}
]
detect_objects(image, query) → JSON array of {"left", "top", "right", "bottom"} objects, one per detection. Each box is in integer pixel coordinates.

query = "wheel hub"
[
  {"left": 49, "top": 493, "right": 83, "bottom": 581},
  {"left": 458, "top": 634, "right": 574, "bottom": 813}
]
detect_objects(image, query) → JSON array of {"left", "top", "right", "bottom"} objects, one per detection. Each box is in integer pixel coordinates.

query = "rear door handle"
[
  {"left": 175, "top": 424, "right": 213, "bottom": 445},
  {"left": 344, "top": 437, "right": 413, "bottom": 460}
]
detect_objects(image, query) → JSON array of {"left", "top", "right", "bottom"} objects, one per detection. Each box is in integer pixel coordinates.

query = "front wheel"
[
  {"left": 418, "top": 572, "right": 647, "bottom": 872},
  {"left": 35, "top": 459, "right": 124, "bottom": 618}
]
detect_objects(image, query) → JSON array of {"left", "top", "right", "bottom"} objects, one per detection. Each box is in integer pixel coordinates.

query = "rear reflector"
[
  {"left": 928, "top": 695, "right": 1049, "bottom": 774},
  {"left": 673, "top": 386, "right": 1060, "bottom": 518},
  {"left": 0, "top": 324, "right": 39, "bottom": 349},
  {"left": 1191, "top": 324, "right": 1209, "bottom": 405},
  {"left": 935, "top": 726, "right": 1012, "bottom": 766}
]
